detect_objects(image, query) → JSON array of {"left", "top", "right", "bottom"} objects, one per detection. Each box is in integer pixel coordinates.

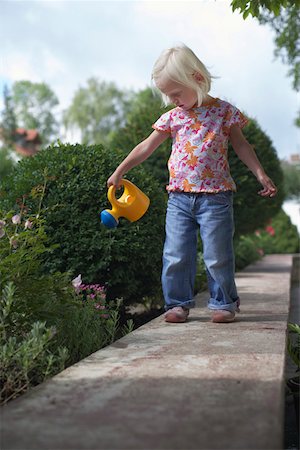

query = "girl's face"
[{"left": 156, "top": 77, "right": 198, "bottom": 110}]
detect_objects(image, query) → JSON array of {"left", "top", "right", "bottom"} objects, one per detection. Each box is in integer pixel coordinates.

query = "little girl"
[{"left": 107, "top": 44, "right": 277, "bottom": 324}]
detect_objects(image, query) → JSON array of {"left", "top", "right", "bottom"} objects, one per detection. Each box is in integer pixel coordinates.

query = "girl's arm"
[
  {"left": 107, "top": 130, "right": 170, "bottom": 187},
  {"left": 229, "top": 124, "right": 277, "bottom": 198}
]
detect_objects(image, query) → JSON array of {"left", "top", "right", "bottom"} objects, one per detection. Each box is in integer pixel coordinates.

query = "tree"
[
  {"left": 12, "top": 81, "right": 59, "bottom": 145},
  {"left": 110, "top": 87, "right": 172, "bottom": 188},
  {"left": 231, "top": 0, "right": 300, "bottom": 125},
  {"left": 1, "top": 85, "right": 17, "bottom": 148},
  {"left": 230, "top": 0, "right": 299, "bottom": 19},
  {"left": 281, "top": 160, "right": 300, "bottom": 201},
  {"left": 0, "top": 148, "right": 15, "bottom": 181},
  {"left": 0, "top": 85, "right": 17, "bottom": 180},
  {"left": 63, "top": 78, "right": 132, "bottom": 146},
  {"left": 0, "top": 142, "right": 166, "bottom": 305}
]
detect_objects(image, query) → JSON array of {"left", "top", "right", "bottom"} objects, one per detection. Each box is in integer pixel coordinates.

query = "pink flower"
[
  {"left": 265, "top": 225, "right": 275, "bottom": 236},
  {"left": 24, "top": 220, "right": 33, "bottom": 230},
  {"left": 12, "top": 214, "right": 21, "bottom": 225}
]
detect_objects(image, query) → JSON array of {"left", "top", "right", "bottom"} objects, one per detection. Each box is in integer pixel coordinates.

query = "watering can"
[{"left": 100, "top": 179, "right": 150, "bottom": 229}]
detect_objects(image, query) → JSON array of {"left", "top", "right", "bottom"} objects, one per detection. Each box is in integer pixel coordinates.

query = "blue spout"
[{"left": 100, "top": 210, "right": 118, "bottom": 229}]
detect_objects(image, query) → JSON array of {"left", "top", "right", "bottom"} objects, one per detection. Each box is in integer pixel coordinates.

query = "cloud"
[{"left": 0, "top": 0, "right": 299, "bottom": 158}]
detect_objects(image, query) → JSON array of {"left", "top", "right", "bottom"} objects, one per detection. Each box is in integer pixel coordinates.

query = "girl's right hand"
[{"left": 107, "top": 172, "right": 123, "bottom": 188}]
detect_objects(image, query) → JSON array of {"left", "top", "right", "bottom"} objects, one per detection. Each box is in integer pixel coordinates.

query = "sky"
[{"left": 0, "top": 0, "right": 299, "bottom": 161}]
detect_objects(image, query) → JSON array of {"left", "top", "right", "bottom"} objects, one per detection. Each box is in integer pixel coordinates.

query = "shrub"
[
  {"left": 255, "top": 209, "right": 299, "bottom": 254},
  {"left": 110, "top": 87, "right": 172, "bottom": 188},
  {"left": 0, "top": 202, "right": 135, "bottom": 396},
  {"left": 228, "top": 118, "right": 284, "bottom": 235},
  {"left": 0, "top": 201, "right": 72, "bottom": 332},
  {"left": 0, "top": 283, "right": 68, "bottom": 405},
  {"left": 0, "top": 142, "right": 166, "bottom": 304},
  {"left": 234, "top": 208, "right": 299, "bottom": 271},
  {"left": 111, "top": 88, "right": 284, "bottom": 235},
  {"left": 234, "top": 234, "right": 261, "bottom": 270}
]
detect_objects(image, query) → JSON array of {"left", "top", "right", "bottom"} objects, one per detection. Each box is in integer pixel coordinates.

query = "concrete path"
[{"left": 1, "top": 254, "right": 294, "bottom": 450}]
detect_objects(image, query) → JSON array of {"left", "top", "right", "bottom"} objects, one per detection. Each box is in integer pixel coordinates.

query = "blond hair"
[{"left": 152, "top": 44, "right": 212, "bottom": 107}]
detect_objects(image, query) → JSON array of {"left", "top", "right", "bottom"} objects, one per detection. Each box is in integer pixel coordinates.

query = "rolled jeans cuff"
[
  {"left": 165, "top": 299, "right": 196, "bottom": 311},
  {"left": 208, "top": 297, "right": 240, "bottom": 313}
]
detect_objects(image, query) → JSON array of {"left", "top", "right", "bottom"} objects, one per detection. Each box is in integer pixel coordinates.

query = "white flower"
[
  {"left": 9, "top": 236, "right": 18, "bottom": 249},
  {"left": 12, "top": 214, "right": 21, "bottom": 225},
  {"left": 72, "top": 274, "right": 82, "bottom": 290},
  {"left": 0, "top": 220, "right": 6, "bottom": 228},
  {"left": 24, "top": 220, "right": 33, "bottom": 230}
]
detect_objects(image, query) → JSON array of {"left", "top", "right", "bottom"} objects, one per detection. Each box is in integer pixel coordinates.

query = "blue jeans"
[{"left": 162, "top": 191, "right": 240, "bottom": 312}]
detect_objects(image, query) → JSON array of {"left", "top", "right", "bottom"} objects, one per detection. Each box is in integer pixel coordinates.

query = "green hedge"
[
  {"left": 255, "top": 209, "right": 299, "bottom": 254},
  {"left": 111, "top": 88, "right": 284, "bottom": 235},
  {"left": 228, "top": 119, "right": 284, "bottom": 235},
  {"left": 234, "top": 208, "right": 299, "bottom": 270},
  {"left": 0, "top": 143, "right": 166, "bottom": 304}
]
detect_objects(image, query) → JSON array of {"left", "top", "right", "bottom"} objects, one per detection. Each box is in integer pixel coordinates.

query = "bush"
[
  {"left": 0, "top": 202, "right": 73, "bottom": 332},
  {"left": 255, "top": 209, "right": 299, "bottom": 254},
  {"left": 111, "top": 88, "right": 284, "bottom": 236},
  {"left": 0, "top": 204, "right": 135, "bottom": 402},
  {"left": 234, "top": 208, "right": 299, "bottom": 271},
  {"left": 234, "top": 234, "right": 261, "bottom": 270},
  {"left": 0, "top": 142, "right": 166, "bottom": 304},
  {"left": 0, "top": 283, "right": 68, "bottom": 405},
  {"left": 110, "top": 87, "right": 172, "bottom": 188},
  {"left": 229, "top": 118, "right": 284, "bottom": 235}
]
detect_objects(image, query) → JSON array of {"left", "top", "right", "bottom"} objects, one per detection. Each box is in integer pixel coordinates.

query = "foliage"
[
  {"left": 0, "top": 85, "right": 17, "bottom": 148},
  {"left": 254, "top": 209, "right": 299, "bottom": 254},
  {"left": 0, "top": 86, "right": 18, "bottom": 181},
  {"left": 194, "top": 252, "right": 208, "bottom": 294},
  {"left": 11, "top": 81, "right": 59, "bottom": 145},
  {"left": 281, "top": 160, "right": 300, "bottom": 200},
  {"left": 234, "top": 234, "right": 261, "bottom": 270},
  {"left": 110, "top": 87, "right": 172, "bottom": 188},
  {"left": 0, "top": 148, "right": 16, "bottom": 182},
  {"left": 258, "top": 3, "right": 300, "bottom": 93},
  {"left": 63, "top": 78, "right": 132, "bottom": 146},
  {"left": 231, "top": 0, "right": 300, "bottom": 125},
  {"left": 0, "top": 198, "right": 136, "bottom": 404},
  {"left": 234, "top": 208, "right": 299, "bottom": 270},
  {"left": 228, "top": 118, "right": 284, "bottom": 235},
  {"left": 0, "top": 282, "right": 68, "bottom": 405},
  {"left": 230, "top": 0, "right": 299, "bottom": 19},
  {"left": 0, "top": 198, "right": 82, "bottom": 341},
  {"left": 60, "top": 279, "right": 133, "bottom": 365},
  {"left": 111, "top": 88, "right": 284, "bottom": 235},
  {"left": 0, "top": 142, "right": 166, "bottom": 305},
  {"left": 287, "top": 322, "right": 300, "bottom": 370}
]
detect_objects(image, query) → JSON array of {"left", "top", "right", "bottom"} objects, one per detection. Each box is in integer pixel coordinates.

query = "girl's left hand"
[{"left": 257, "top": 174, "right": 277, "bottom": 198}]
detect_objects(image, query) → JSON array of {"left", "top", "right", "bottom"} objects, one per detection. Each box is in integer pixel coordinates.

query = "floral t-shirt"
[{"left": 152, "top": 98, "right": 248, "bottom": 193}]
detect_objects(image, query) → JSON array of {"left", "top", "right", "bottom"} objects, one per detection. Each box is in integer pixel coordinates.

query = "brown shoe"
[
  {"left": 211, "top": 310, "right": 235, "bottom": 323},
  {"left": 165, "top": 307, "right": 189, "bottom": 323}
]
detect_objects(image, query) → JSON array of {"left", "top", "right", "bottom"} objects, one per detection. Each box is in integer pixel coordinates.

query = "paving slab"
[{"left": 1, "top": 254, "right": 294, "bottom": 450}]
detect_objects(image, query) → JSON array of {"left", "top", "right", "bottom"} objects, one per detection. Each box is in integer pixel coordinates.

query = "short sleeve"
[
  {"left": 227, "top": 105, "right": 248, "bottom": 129},
  {"left": 152, "top": 110, "right": 172, "bottom": 133}
]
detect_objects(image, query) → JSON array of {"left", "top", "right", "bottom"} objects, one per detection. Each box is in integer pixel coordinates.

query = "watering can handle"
[{"left": 107, "top": 179, "right": 131, "bottom": 206}]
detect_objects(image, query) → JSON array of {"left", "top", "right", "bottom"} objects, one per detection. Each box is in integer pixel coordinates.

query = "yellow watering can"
[{"left": 100, "top": 179, "right": 150, "bottom": 229}]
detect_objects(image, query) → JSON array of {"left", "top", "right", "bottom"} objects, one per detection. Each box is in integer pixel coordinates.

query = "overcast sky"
[{"left": 1, "top": 0, "right": 299, "bottom": 161}]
